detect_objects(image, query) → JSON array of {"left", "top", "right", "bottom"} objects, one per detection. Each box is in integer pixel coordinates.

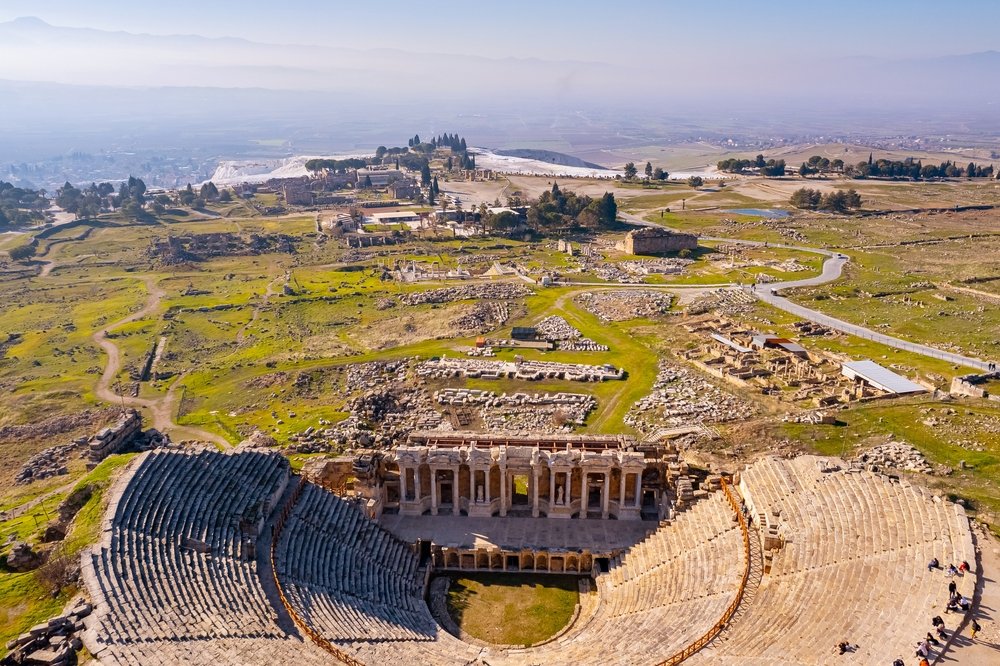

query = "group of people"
[{"left": 895, "top": 558, "right": 981, "bottom": 664}]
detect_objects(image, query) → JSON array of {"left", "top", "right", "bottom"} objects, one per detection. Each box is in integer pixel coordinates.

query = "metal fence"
[{"left": 762, "top": 295, "right": 990, "bottom": 371}]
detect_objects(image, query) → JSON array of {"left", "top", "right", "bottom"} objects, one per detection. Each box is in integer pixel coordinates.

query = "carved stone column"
[
  {"left": 619, "top": 469, "right": 627, "bottom": 509},
  {"left": 532, "top": 467, "right": 540, "bottom": 518},
  {"left": 602, "top": 471, "right": 610, "bottom": 519},
  {"left": 469, "top": 463, "right": 476, "bottom": 505},
  {"left": 430, "top": 467, "right": 438, "bottom": 516},
  {"left": 499, "top": 466, "right": 508, "bottom": 517}
]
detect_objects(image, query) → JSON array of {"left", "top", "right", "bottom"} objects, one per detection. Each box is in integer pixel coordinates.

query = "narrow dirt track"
[{"left": 91, "top": 276, "right": 230, "bottom": 448}]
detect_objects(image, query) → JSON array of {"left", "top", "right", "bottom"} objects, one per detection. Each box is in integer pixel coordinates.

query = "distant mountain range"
[
  {"left": 0, "top": 16, "right": 618, "bottom": 96},
  {"left": 1, "top": 17, "right": 999, "bottom": 167},
  {"left": 2, "top": 16, "right": 998, "bottom": 104}
]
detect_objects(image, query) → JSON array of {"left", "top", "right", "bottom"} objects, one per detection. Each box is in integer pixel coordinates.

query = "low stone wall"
[
  {"left": 951, "top": 371, "right": 1000, "bottom": 399},
  {"left": 88, "top": 410, "right": 142, "bottom": 462}
]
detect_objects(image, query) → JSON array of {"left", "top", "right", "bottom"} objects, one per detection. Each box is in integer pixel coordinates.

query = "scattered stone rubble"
[
  {"left": 400, "top": 282, "right": 531, "bottom": 306},
  {"left": 434, "top": 388, "right": 596, "bottom": 432},
  {"left": 535, "top": 315, "right": 608, "bottom": 351},
  {"left": 855, "top": 441, "right": 932, "bottom": 474},
  {"left": 0, "top": 409, "right": 118, "bottom": 444},
  {"left": 15, "top": 412, "right": 168, "bottom": 485},
  {"left": 2, "top": 598, "right": 92, "bottom": 665},
  {"left": 5, "top": 541, "right": 45, "bottom": 572},
  {"left": 237, "top": 430, "right": 279, "bottom": 449},
  {"left": 625, "top": 360, "right": 755, "bottom": 435},
  {"left": 146, "top": 232, "right": 295, "bottom": 265},
  {"left": 576, "top": 290, "right": 674, "bottom": 322},
  {"left": 687, "top": 289, "right": 757, "bottom": 315},
  {"left": 452, "top": 300, "right": 510, "bottom": 334},
  {"left": 283, "top": 362, "right": 442, "bottom": 452},
  {"left": 15, "top": 443, "right": 76, "bottom": 484},
  {"left": 346, "top": 359, "right": 410, "bottom": 390},
  {"left": 586, "top": 258, "right": 693, "bottom": 283},
  {"left": 417, "top": 356, "right": 624, "bottom": 382}
]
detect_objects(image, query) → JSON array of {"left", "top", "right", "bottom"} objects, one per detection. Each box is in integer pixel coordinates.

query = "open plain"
[{"left": 2, "top": 142, "right": 999, "bottom": 666}]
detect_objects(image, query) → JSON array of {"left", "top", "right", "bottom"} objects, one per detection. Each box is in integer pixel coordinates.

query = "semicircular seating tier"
[
  {"left": 275, "top": 482, "right": 746, "bottom": 665},
  {"left": 81, "top": 449, "right": 330, "bottom": 665},
  {"left": 688, "top": 455, "right": 976, "bottom": 666}
]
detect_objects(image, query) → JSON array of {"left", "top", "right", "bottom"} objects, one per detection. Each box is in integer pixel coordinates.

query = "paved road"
[{"left": 621, "top": 212, "right": 993, "bottom": 372}]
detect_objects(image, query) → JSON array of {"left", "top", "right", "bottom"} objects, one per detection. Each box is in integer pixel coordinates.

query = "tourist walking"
[{"left": 971, "top": 619, "right": 981, "bottom": 640}]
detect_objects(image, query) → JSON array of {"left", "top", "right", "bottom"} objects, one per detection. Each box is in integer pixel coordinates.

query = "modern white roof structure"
[
  {"left": 710, "top": 332, "right": 753, "bottom": 354},
  {"left": 369, "top": 211, "right": 421, "bottom": 223},
  {"left": 841, "top": 360, "right": 926, "bottom": 394}
]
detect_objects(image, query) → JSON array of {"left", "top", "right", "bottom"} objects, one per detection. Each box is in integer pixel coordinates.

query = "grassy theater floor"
[{"left": 445, "top": 572, "right": 580, "bottom": 646}]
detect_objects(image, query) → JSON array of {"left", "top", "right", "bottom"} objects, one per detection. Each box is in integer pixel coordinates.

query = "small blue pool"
[{"left": 728, "top": 208, "right": 790, "bottom": 218}]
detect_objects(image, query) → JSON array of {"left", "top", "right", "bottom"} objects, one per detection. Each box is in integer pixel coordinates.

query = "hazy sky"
[{"left": 2, "top": 0, "right": 999, "bottom": 63}]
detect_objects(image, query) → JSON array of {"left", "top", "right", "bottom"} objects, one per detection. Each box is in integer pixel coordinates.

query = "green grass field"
[
  {"left": 2, "top": 177, "right": 1000, "bottom": 618},
  {"left": 446, "top": 573, "right": 580, "bottom": 646},
  {"left": 0, "top": 454, "right": 135, "bottom": 657}
]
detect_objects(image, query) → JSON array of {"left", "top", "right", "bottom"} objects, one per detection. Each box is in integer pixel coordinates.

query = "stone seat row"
[
  {"left": 604, "top": 492, "right": 739, "bottom": 589},
  {"left": 692, "top": 456, "right": 977, "bottom": 665},
  {"left": 83, "top": 449, "right": 330, "bottom": 665},
  {"left": 274, "top": 482, "right": 746, "bottom": 665}
]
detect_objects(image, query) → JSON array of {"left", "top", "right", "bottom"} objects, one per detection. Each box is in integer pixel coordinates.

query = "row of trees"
[
  {"left": 789, "top": 187, "right": 863, "bottom": 212},
  {"left": 55, "top": 176, "right": 150, "bottom": 219},
  {"left": 717, "top": 155, "right": 786, "bottom": 177},
  {"left": 798, "top": 155, "right": 846, "bottom": 176},
  {"left": 622, "top": 162, "right": 669, "bottom": 181},
  {"left": 742, "top": 152, "right": 998, "bottom": 181},
  {"left": 0, "top": 181, "right": 47, "bottom": 227},
  {"left": 177, "top": 181, "right": 231, "bottom": 210},
  {"left": 851, "top": 156, "right": 995, "bottom": 180},
  {"left": 428, "top": 133, "right": 468, "bottom": 152},
  {"left": 55, "top": 178, "right": 233, "bottom": 220},
  {"left": 55, "top": 181, "right": 115, "bottom": 219}
]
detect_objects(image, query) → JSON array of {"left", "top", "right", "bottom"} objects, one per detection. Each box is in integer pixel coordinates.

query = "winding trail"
[
  {"left": 236, "top": 271, "right": 289, "bottom": 344},
  {"left": 620, "top": 212, "right": 993, "bottom": 371},
  {"left": 91, "top": 276, "right": 230, "bottom": 448}
]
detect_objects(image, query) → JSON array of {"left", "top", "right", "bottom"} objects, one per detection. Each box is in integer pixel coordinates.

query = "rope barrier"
[
  {"left": 268, "top": 476, "right": 752, "bottom": 666},
  {"left": 655, "top": 477, "right": 753, "bottom": 665},
  {"left": 269, "top": 478, "right": 368, "bottom": 666}
]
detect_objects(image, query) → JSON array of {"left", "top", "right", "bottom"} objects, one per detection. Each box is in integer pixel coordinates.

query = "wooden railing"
[
  {"left": 655, "top": 477, "right": 752, "bottom": 666},
  {"left": 269, "top": 478, "right": 368, "bottom": 666}
]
